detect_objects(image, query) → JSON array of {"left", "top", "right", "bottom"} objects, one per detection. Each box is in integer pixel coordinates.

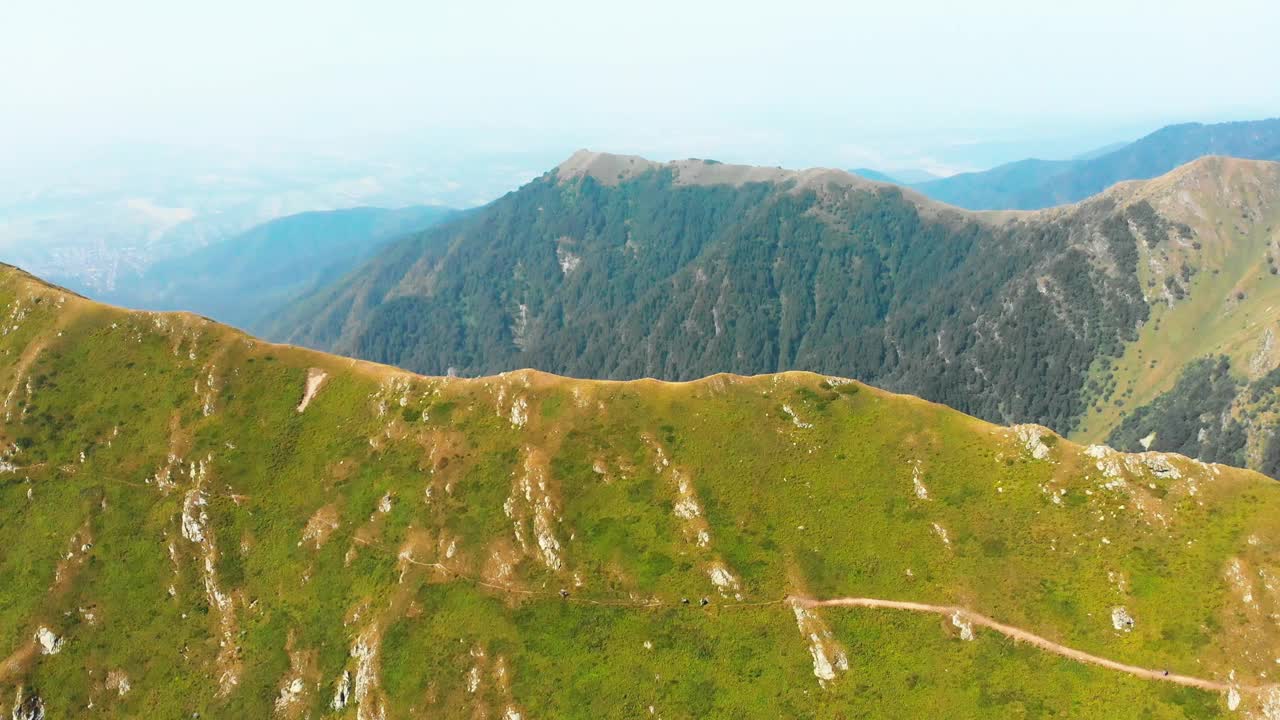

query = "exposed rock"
[
  {"left": 1251, "top": 326, "right": 1277, "bottom": 378},
  {"left": 1259, "top": 686, "right": 1280, "bottom": 719},
  {"left": 509, "top": 397, "right": 528, "bottom": 428},
  {"left": 1012, "top": 424, "right": 1053, "bottom": 460},
  {"left": 351, "top": 628, "right": 385, "bottom": 720},
  {"left": 791, "top": 603, "right": 849, "bottom": 686},
  {"left": 296, "top": 368, "right": 328, "bottom": 413},
  {"left": 274, "top": 677, "right": 304, "bottom": 714},
  {"left": 672, "top": 471, "right": 704, "bottom": 519},
  {"left": 781, "top": 404, "right": 813, "bottom": 429},
  {"left": 910, "top": 460, "right": 929, "bottom": 500},
  {"left": 181, "top": 486, "right": 241, "bottom": 695},
  {"left": 9, "top": 688, "right": 43, "bottom": 720},
  {"left": 672, "top": 496, "right": 702, "bottom": 519},
  {"left": 1111, "top": 606, "right": 1135, "bottom": 632},
  {"left": 504, "top": 448, "right": 564, "bottom": 571},
  {"left": 556, "top": 245, "right": 582, "bottom": 275},
  {"left": 331, "top": 671, "right": 351, "bottom": 710},
  {"left": 511, "top": 303, "right": 530, "bottom": 351},
  {"left": 1228, "top": 558, "right": 1257, "bottom": 608},
  {"left": 34, "top": 627, "right": 61, "bottom": 655},
  {"left": 105, "top": 670, "right": 131, "bottom": 697},
  {"left": 707, "top": 562, "right": 743, "bottom": 600},
  {"left": 1142, "top": 454, "right": 1181, "bottom": 479},
  {"left": 181, "top": 490, "right": 208, "bottom": 543},
  {"left": 932, "top": 522, "right": 952, "bottom": 549},
  {"left": 708, "top": 564, "right": 738, "bottom": 593}
]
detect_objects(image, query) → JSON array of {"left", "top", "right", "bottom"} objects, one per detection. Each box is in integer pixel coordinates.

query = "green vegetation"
[
  {"left": 270, "top": 153, "right": 1280, "bottom": 478},
  {"left": 1071, "top": 157, "right": 1280, "bottom": 477},
  {"left": 1, "top": 266, "right": 1278, "bottom": 717},
  {"left": 1108, "top": 356, "right": 1280, "bottom": 477},
  {"left": 271, "top": 160, "right": 1151, "bottom": 434},
  {"left": 1106, "top": 357, "right": 1249, "bottom": 465}
]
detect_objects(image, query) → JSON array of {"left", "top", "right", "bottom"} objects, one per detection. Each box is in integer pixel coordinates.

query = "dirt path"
[
  {"left": 794, "top": 595, "right": 1245, "bottom": 692},
  {"left": 359, "top": 537, "right": 1252, "bottom": 694}
]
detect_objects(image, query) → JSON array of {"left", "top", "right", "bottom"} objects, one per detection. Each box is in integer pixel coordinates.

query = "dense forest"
[
  {"left": 1108, "top": 357, "right": 1280, "bottom": 477},
  {"left": 273, "top": 164, "right": 1152, "bottom": 431}
]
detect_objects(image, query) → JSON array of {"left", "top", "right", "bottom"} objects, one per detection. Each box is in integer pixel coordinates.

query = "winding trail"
[
  {"left": 369, "top": 536, "right": 1255, "bottom": 695},
  {"left": 794, "top": 595, "right": 1245, "bottom": 693}
]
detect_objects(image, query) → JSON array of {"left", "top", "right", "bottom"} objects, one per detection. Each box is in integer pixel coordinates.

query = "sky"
[{"left": 3, "top": 0, "right": 1280, "bottom": 177}]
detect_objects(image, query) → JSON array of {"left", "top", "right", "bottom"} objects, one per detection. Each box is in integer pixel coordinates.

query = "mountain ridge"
[
  {"left": 564, "top": 149, "right": 1278, "bottom": 201},
  {"left": 553, "top": 149, "right": 1280, "bottom": 217},
  {"left": 554, "top": 149, "right": 1016, "bottom": 222},
  {"left": 3, "top": 263, "right": 1280, "bottom": 717},
  {"left": 913, "top": 118, "right": 1280, "bottom": 210}
]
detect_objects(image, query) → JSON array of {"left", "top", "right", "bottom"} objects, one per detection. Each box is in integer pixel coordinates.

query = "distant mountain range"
[
  {"left": 904, "top": 118, "right": 1280, "bottom": 209},
  {"left": 0, "top": 148, "right": 553, "bottom": 295},
  {"left": 99, "top": 205, "right": 456, "bottom": 331},
  {"left": 267, "top": 150, "right": 1280, "bottom": 477},
  {"left": 849, "top": 167, "right": 941, "bottom": 184}
]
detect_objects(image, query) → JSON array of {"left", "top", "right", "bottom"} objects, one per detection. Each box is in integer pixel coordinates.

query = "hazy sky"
[{"left": 4, "top": 0, "right": 1279, "bottom": 174}]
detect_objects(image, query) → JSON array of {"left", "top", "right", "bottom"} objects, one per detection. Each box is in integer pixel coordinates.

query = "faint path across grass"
[
  {"left": 384, "top": 526, "right": 1252, "bottom": 695},
  {"left": 795, "top": 595, "right": 1248, "bottom": 692}
]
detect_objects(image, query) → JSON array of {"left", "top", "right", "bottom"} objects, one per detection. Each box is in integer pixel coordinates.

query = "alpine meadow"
[
  {"left": 6, "top": 2, "right": 1280, "bottom": 718},
  {"left": 2, "top": 265, "right": 1279, "bottom": 718}
]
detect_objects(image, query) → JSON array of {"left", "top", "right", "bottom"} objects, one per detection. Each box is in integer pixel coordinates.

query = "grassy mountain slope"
[
  {"left": 7, "top": 263, "right": 1280, "bottom": 712},
  {"left": 914, "top": 119, "right": 1280, "bottom": 210},
  {"left": 99, "top": 205, "right": 456, "bottom": 332},
  {"left": 3, "top": 265, "right": 1280, "bottom": 718},
  {"left": 1070, "top": 158, "right": 1280, "bottom": 470},
  {"left": 1103, "top": 357, "right": 1280, "bottom": 477}
]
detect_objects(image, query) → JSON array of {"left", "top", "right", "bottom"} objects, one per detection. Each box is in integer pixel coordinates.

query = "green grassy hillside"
[
  {"left": 1072, "top": 158, "right": 1280, "bottom": 469},
  {"left": 3, "top": 265, "right": 1280, "bottom": 718},
  {"left": 1103, "top": 356, "right": 1280, "bottom": 477}
]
